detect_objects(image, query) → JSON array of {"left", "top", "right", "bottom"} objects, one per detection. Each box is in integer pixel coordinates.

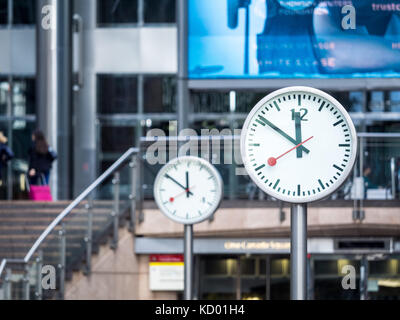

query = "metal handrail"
[
  {"left": 0, "top": 259, "right": 7, "bottom": 278},
  {"left": 0, "top": 147, "right": 139, "bottom": 281},
  {"left": 0, "top": 258, "right": 25, "bottom": 279},
  {"left": 24, "top": 147, "right": 138, "bottom": 263}
]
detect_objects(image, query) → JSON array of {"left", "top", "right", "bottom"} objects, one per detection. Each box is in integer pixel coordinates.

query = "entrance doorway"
[{"left": 197, "top": 255, "right": 290, "bottom": 300}]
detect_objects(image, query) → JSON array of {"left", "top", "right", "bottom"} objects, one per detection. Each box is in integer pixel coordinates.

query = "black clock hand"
[
  {"left": 186, "top": 171, "right": 190, "bottom": 198},
  {"left": 294, "top": 112, "right": 303, "bottom": 158},
  {"left": 165, "top": 174, "right": 194, "bottom": 196},
  {"left": 257, "top": 115, "right": 310, "bottom": 154}
]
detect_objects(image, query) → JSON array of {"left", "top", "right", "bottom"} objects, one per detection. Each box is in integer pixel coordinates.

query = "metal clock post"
[
  {"left": 291, "top": 203, "right": 307, "bottom": 299},
  {"left": 184, "top": 223, "right": 193, "bottom": 300},
  {"left": 241, "top": 86, "right": 358, "bottom": 300},
  {"left": 153, "top": 156, "right": 223, "bottom": 300}
]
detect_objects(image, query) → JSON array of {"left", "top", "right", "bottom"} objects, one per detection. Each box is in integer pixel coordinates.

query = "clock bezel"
[
  {"left": 153, "top": 156, "right": 224, "bottom": 225},
  {"left": 240, "top": 86, "right": 358, "bottom": 204}
]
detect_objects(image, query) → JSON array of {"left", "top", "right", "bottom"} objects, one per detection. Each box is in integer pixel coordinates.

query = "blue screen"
[{"left": 188, "top": 0, "right": 400, "bottom": 79}]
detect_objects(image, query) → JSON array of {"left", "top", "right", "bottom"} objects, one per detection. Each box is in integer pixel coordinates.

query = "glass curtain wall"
[
  {"left": 97, "top": 74, "right": 177, "bottom": 198},
  {"left": 0, "top": 78, "right": 36, "bottom": 200},
  {"left": 188, "top": 90, "right": 400, "bottom": 201},
  {"left": 96, "top": 0, "right": 177, "bottom": 197},
  {"left": 0, "top": 1, "right": 36, "bottom": 200}
]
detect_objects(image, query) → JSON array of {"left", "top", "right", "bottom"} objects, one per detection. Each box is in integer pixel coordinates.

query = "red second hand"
[
  {"left": 268, "top": 136, "right": 314, "bottom": 167},
  {"left": 169, "top": 185, "right": 196, "bottom": 202}
]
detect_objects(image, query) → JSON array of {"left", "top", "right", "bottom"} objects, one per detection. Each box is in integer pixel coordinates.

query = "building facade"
[{"left": 1, "top": 0, "right": 400, "bottom": 299}]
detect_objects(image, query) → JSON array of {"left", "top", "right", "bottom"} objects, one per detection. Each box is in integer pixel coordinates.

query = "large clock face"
[
  {"left": 154, "top": 156, "right": 223, "bottom": 224},
  {"left": 241, "top": 86, "right": 357, "bottom": 203}
]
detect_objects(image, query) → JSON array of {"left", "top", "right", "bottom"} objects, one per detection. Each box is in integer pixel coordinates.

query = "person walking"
[
  {"left": 28, "top": 130, "right": 57, "bottom": 186},
  {"left": 0, "top": 131, "right": 14, "bottom": 187}
]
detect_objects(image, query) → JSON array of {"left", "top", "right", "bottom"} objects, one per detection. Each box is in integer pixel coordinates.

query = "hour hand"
[
  {"left": 165, "top": 174, "right": 194, "bottom": 196},
  {"left": 256, "top": 115, "right": 310, "bottom": 154}
]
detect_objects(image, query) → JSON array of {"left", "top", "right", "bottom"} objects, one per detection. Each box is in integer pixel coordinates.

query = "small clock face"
[
  {"left": 154, "top": 156, "right": 223, "bottom": 224},
  {"left": 241, "top": 86, "right": 357, "bottom": 203}
]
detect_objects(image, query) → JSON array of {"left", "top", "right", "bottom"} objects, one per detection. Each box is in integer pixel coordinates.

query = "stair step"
[{"left": 0, "top": 199, "right": 131, "bottom": 299}]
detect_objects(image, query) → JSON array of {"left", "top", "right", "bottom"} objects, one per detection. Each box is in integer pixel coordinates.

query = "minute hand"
[
  {"left": 257, "top": 115, "right": 310, "bottom": 154},
  {"left": 165, "top": 174, "right": 194, "bottom": 196}
]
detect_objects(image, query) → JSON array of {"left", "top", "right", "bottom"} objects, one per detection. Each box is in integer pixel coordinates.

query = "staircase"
[{"left": 0, "top": 148, "right": 139, "bottom": 300}]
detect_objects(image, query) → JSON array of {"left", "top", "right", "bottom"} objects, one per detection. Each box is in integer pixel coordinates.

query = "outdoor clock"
[
  {"left": 154, "top": 156, "right": 223, "bottom": 224},
  {"left": 241, "top": 86, "right": 357, "bottom": 203}
]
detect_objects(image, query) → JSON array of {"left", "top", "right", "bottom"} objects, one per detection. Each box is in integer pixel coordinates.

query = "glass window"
[
  {"left": 12, "top": 78, "right": 36, "bottom": 115},
  {"left": 240, "top": 258, "right": 255, "bottom": 276},
  {"left": 13, "top": 0, "right": 36, "bottom": 25},
  {"left": 97, "top": 0, "right": 138, "bottom": 25},
  {"left": 349, "top": 92, "right": 364, "bottom": 113},
  {"left": 0, "top": 79, "right": 8, "bottom": 115},
  {"left": 192, "top": 92, "right": 229, "bottom": 113},
  {"left": 143, "top": 76, "right": 176, "bottom": 113},
  {"left": 390, "top": 91, "right": 400, "bottom": 112},
  {"left": 98, "top": 75, "right": 138, "bottom": 114},
  {"left": 204, "top": 257, "right": 237, "bottom": 276},
  {"left": 144, "top": 0, "right": 175, "bottom": 23},
  {"left": 101, "top": 126, "right": 135, "bottom": 153},
  {"left": 369, "top": 91, "right": 385, "bottom": 112},
  {"left": 0, "top": 0, "right": 7, "bottom": 24},
  {"left": 236, "top": 92, "right": 269, "bottom": 113},
  {"left": 370, "top": 259, "right": 399, "bottom": 276},
  {"left": 12, "top": 120, "right": 35, "bottom": 160}
]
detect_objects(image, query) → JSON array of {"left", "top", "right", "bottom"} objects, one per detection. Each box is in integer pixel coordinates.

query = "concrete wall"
[
  {"left": 136, "top": 204, "right": 400, "bottom": 237},
  {"left": 65, "top": 228, "right": 177, "bottom": 300}
]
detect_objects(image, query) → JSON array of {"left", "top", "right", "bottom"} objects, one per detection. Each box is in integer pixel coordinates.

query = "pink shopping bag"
[{"left": 29, "top": 185, "right": 53, "bottom": 202}]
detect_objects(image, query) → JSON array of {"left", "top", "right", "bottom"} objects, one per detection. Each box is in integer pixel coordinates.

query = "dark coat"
[
  {"left": 0, "top": 143, "right": 14, "bottom": 179},
  {"left": 28, "top": 144, "right": 57, "bottom": 174}
]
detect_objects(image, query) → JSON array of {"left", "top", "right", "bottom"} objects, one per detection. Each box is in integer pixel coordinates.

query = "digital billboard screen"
[{"left": 188, "top": 0, "right": 400, "bottom": 79}]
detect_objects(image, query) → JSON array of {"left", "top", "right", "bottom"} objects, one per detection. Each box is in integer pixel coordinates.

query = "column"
[
  {"left": 36, "top": 0, "right": 72, "bottom": 199},
  {"left": 72, "top": 0, "right": 97, "bottom": 197}
]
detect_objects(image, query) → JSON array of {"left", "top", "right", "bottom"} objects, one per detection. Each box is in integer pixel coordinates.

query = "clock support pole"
[
  {"left": 290, "top": 204, "right": 307, "bottom": 300},
  {"left": 184, "top": 224, "right": 193, "bottom": 300}
]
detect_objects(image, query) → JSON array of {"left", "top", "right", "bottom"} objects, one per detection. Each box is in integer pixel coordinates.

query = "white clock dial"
[
  {"left": 241, "top": 86, "right": 357, "bottom": 203},
  {"left": 154, "top": 156, "right": 223, "bottom": 224}
]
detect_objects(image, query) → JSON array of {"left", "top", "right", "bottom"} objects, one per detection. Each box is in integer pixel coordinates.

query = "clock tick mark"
[
  {"left": 333, "top": 164, "right": 344, "bottom": 172},
  {"left": 273, "top": 179, "right": 280, "bottom": 190},
  {"left": 255, "top": 164, "right": 265, "bottom": 171},
  {"left": 333, "top": 119, "right": 344, "bottom": 127},
  {"left": 255, "top": 119, "right": 265, "bottom": 127}
]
